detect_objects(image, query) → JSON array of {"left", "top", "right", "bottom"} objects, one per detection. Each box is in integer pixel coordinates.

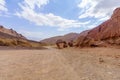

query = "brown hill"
[
  {"left": 0, "top": 25, "right": 26, "bottom": 39},
  {"left": 41, "top": 33, "right": 79, "bottom": 44},
  {"left": 0, "top": 25, "right": 44, "bottom": 48},
  {"left": 76, "top": 7, "right": 120, "bottom": 47}
]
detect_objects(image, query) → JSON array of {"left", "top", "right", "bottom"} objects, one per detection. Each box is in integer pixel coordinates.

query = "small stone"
[{"left": 99, "top": 58, "right": 104, "bottom": 63}]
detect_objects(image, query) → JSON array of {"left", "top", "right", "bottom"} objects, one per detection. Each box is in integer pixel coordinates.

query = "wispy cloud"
[
  {"left": 1, "top": 0, "right": 120, "bottom": 40},
  {"left": 78, "top": 0, "right": 120, "bottom": 21},
  {"left": 0, "top": 0, "right": 8, "bottom": 15},
  {"left": 15, "top": 0, "right": 89, "bottom": 30},
  {"left": 77, "top": 0, "right": 120, "bottom": 30}
]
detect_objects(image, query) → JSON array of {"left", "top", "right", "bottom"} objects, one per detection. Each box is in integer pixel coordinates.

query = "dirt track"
[{"left": 0, "top": 47, "right": 120, "bottom": 80}]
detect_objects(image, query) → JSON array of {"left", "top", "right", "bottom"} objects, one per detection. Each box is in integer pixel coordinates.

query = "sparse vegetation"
[{"left": 0, "top": 38, "right": 45, "bottom": 49}]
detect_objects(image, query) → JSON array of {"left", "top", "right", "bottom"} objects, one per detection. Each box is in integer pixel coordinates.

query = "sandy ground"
[{"left": 0, "top": 47, "right": 120, "bottom": 80}]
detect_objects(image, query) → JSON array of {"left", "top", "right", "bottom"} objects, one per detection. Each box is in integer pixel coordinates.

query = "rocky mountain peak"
[{"left": 111, "top": 7, "right": 120, "bottom": 22}]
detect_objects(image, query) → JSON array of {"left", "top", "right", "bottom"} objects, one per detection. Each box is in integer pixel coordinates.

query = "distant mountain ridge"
[{"left": 41, "top": 33, "right": 79, "bottom": 44}]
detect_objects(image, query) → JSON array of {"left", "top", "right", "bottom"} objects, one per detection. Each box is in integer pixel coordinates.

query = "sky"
[{"left": 0, "top": 0, "right": 120, "bottom": 41}]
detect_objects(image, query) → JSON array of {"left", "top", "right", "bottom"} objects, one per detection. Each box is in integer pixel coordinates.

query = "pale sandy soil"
[{"left": 0, "top": 47, "right": 120, "bottom": 80}]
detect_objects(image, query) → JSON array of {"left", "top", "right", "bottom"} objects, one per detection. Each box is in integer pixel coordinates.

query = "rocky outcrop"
[
  {"left": 75, "top": 30, "right": 90, "bottom": 47},
  {"left": 76, "top": 7, "right": 120, "bottom": 47}
]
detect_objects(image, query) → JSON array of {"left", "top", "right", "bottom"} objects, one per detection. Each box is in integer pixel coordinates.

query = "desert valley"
[{"left": 0, "top": 2, "right": 120, "bottom": 80}]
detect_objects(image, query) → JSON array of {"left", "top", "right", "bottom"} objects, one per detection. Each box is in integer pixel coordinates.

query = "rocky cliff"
[{"left": 76, "top": 7, "right": 120, "bottom": 47}]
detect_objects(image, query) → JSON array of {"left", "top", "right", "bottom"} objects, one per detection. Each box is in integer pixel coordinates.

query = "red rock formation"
[
  {"left": 76, "top": 7, "right": 120, "bottom": 47},
  {"left": 87, "top": 8, "right": 120, "bottom": 40},
  {"left": 75, "top": 30, "right": 90, "bottom": 47}
]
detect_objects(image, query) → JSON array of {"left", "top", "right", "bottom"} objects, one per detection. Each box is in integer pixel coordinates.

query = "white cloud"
[
  {"left": 0, "top": 0, "right": 7, "bottom": 14},
  {"left": 22, "top": 0, "right": 49, "bottom": 10},
  {"left": 78, "top": 0, "right": 120, "bottom": 21},
  {"left": 15, "top": 0, "right": 89, "bottom": 30}
]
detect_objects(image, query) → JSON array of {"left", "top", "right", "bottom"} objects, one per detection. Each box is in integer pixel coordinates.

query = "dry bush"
[
  {"left": 0, "top": 38, "right": 14, "bottom": 46},
  {"left": 0, "top": 38, "right": 45, "bottom": 49},
  {"left": 0, "top": 38, "right": 31, "bottom": 47},
  {"left": 16, "top": 40, "right": 32, "bottom": 47}
]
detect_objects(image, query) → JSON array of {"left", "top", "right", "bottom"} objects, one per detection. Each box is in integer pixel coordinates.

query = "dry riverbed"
[{"left": 0, "top": 47, "right": 120, "bottom": 80}]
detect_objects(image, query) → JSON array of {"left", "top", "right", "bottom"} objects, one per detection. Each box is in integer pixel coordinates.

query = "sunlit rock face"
[{"left": 76, "top": 7, "right": 120, "bottom": 47}]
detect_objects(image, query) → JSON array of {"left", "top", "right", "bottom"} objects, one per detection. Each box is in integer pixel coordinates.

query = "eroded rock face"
[
  {"left": 75, "top": 30, "right": 90, "bottom": 47},
  {"left": 76, "top": 7, "right": 120, "bottom": 47},
  {"left": 88, "top": 8, "right": 120, "bottom": 40},
  {"left": 111, "top": 7, "right": 120, "bottom": 21}
]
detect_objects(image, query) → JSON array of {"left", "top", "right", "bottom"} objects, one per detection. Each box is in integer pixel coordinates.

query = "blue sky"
[{"left": 0, "top": 0, "right": 120, "bottom": 41}]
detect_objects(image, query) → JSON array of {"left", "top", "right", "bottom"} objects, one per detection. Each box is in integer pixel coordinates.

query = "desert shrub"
[
  {"left": 0, "top": 40, "right": 6, "bottom": 46},
  {"left": 17, "top": 40, "right": 32, "bottom": 47},
  {"left": 0, "top": 39, "right": 15, "bottom": 46},
  {"left": 11, "top": 40, "right": 18, "bottom": 46},
  {"left": 4, "top": 41, "right": 14, "bottom": 46},
  {"left": 0, "top": 38, "right": 44, "bottom": 49}
]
